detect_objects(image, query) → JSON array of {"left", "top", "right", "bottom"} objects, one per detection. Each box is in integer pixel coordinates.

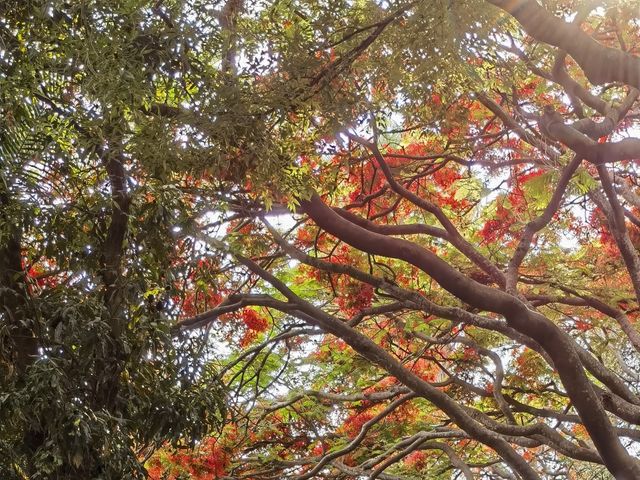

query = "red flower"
[
  {"left": 575, "top": 320, "right": 593, "bottom": 332},
  {"left": 342, "top": 411, "right": 374, "bottom": 438},
  {"left": 242, "top": 309, "right": 269, "bottom": 332},
  {"left": 404, "top": 450, "right": 427, "bottom": 469}
]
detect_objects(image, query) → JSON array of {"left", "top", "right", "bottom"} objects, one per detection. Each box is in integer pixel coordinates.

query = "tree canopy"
[{"left": 2, "top": 0, "right": 640, "bottom": 478}]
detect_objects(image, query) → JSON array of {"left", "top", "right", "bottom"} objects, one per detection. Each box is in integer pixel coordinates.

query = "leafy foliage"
[{"left": 3, "top": 0, "right": 640, "bottom": 479}]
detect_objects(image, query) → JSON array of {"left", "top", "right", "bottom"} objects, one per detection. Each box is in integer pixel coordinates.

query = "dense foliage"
[{"left": 3, "top": 0, "right": 640, "bottom": 478}]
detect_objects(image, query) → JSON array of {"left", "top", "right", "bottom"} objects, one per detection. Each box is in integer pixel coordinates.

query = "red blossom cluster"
[
  {"left": 479, "top": 168, "right": 546, "bottom": 243},
  {"left": 25, "top": 260, "right": 60, "bottom": 291},
  {"left": 180, "top": 290, "right": 222, "bottom": 318},
  {"left": 462, "top": 346, "right": 479, "bottom": 361},
  {"left": 479, "top": 203, "right": 515, "bottom": 243},
  {"left": 239, "top": 308, "right": 269, "bottom": 347},
  {"left": 341, "top": 410, "right": 375, "bottom": 438},
  {"left": 147, "top": 439, "right": 229, "bottom": 480},
  {"left": 335, "top": 281, "right": 374, "bottom": 317},
  {"left": 241, "top": 308, "right": 269, "bottom": 332},
  {"left": 408, "top": 358, "right": 438, "bottom": 382},
  {"left": 574, "top": 319, "right": 593, "bottom": 332},
  {"left": 404, "top": 450, "right": 428, "bottom": 469},
  {"left": 296, "top": 226, "right": 316, "bottom": 248}
]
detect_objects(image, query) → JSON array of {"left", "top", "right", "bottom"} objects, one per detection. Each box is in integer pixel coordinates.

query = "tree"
[{"left": 2, "top": 0, "right": 640, "bottom": 478}]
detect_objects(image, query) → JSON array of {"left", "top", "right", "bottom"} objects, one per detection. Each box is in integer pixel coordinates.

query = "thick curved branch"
[
  {"left": 265, "top": 214, "right": 640, "bottom": 409},
  {"left": 477, "top": 93, "right": 561, "bottom": 160},
  {"left": 299, "top": 193, "right": 640, "bottom": 478},
  {"left": 347, "top": 132, "right": 506, "bottom": 287},
  {"left": 552, "top": 52, "right": 608, "bottom": 115},
  {"left": 487, "top": 0, "right": 640, "bottom": 88},
  {"left": 235, "top": 254, "right": 543, "bottom": 479},
  {"left": 591, "top": 178, "right": 640, "bottom": 324},
  {"left": 261, "top": 217, "right": 551, "bottom": 364},
  {"left": 335, "top": 207, "right": 448, "bottom": 239}
]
